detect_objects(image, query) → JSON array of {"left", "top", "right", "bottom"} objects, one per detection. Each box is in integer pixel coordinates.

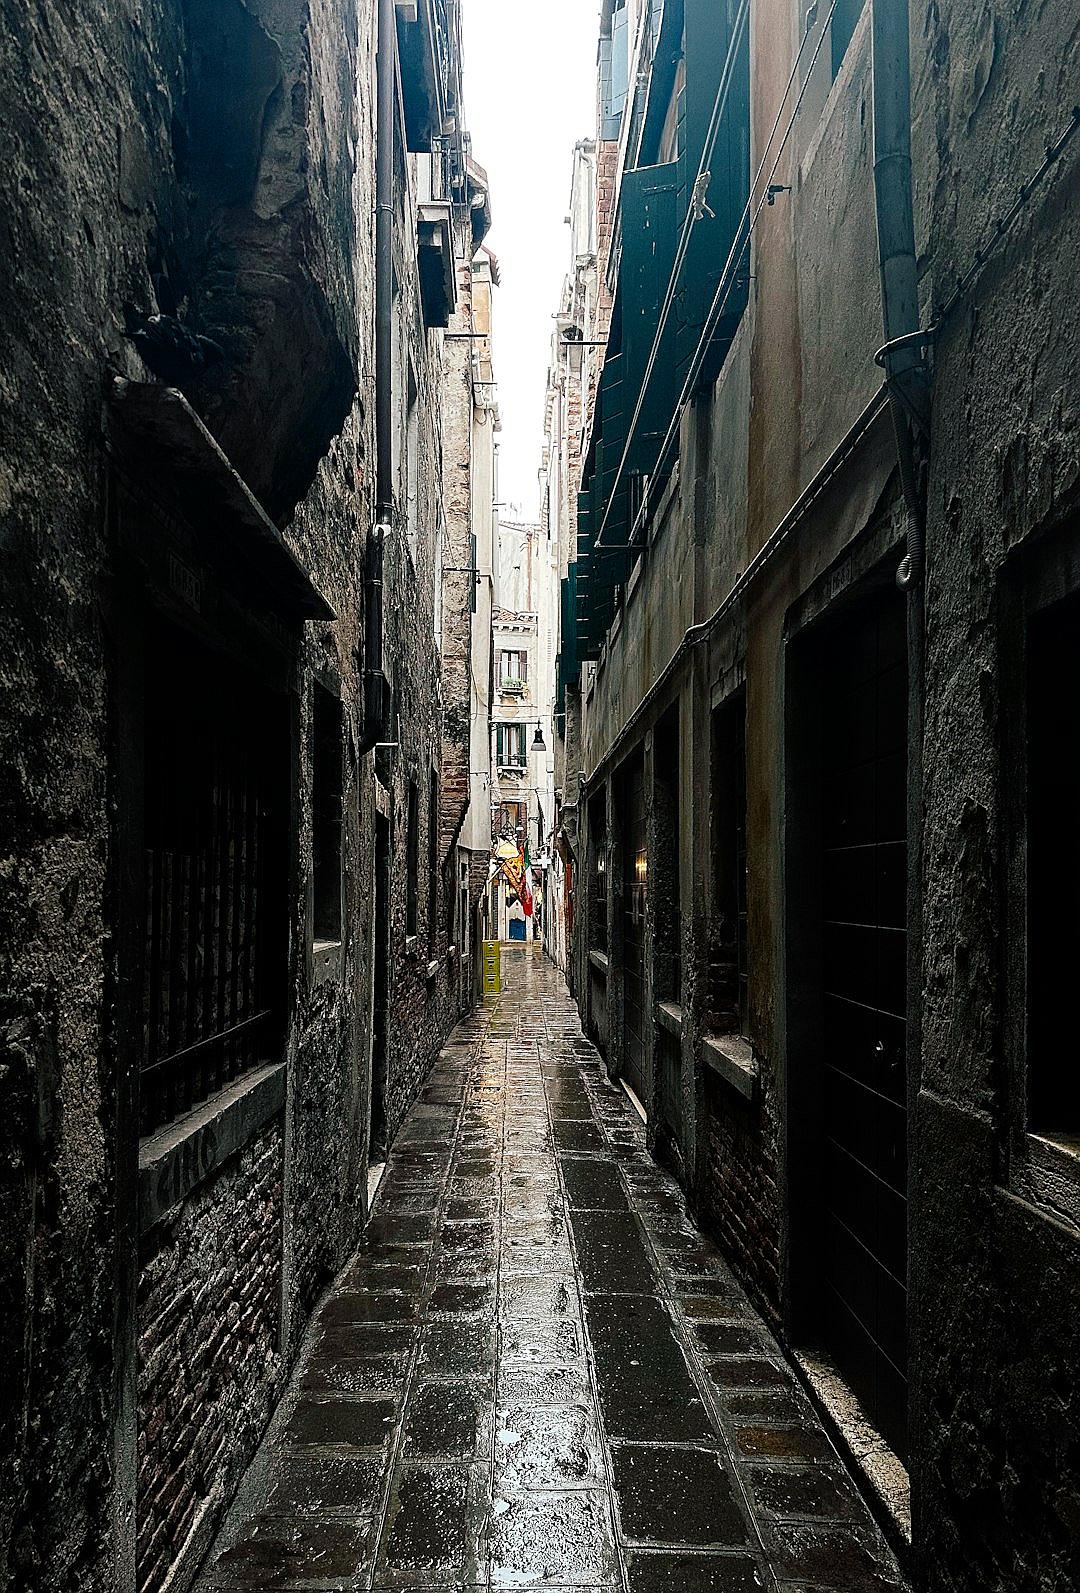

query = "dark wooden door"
[
  {"left": 818, "top": 595, "right": 909, "bottom": 1459},
  {"left": 621, "top": 759, "right": 648, "bottom": 1106}
]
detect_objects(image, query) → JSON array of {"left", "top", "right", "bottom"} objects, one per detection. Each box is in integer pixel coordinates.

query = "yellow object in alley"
[{"left": 482, "top": 940, "right": 501, "bottom": 994}]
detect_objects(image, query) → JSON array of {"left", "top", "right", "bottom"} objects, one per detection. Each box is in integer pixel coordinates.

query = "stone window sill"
[
  {"left": 138, "top": 1062, "right": 286, "bottom": 1234},
  {"left": 312, "top": 938, "right": 343, "bottom": 987},
  {"left": 405, "top": 935, "right": 419, "bottom": 957},
  {"left": 702, "top": 1033, "right": 757, "bottom": 1102},
  {"left": 1016, "top": 1131, "right": 1080, "bottom": 1233},
  {"left": 657, "top": 1000, "right": 683, "bottom": 1038},
  {"left": 589, "top": 949, "right": 609, "bottom": 975},
  {"left": 426, "top": 958, "right": 441, "bottom": 980}
]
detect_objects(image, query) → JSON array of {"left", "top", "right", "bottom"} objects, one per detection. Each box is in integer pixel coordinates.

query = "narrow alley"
[
  {"left": 3, "top": 0, "right": 1080, "bottom": 1587},
  {"left": 194, "top": 950, "right": 903, "bottom": 1593}
]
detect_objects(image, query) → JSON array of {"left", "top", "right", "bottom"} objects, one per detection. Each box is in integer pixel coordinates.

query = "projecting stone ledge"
[{"left": 702, "top": 1033, "right": 757, "bottom": 1101}]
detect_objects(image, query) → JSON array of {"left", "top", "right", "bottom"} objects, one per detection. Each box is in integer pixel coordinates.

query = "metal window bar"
[{"left": 141, "top": 628, "right": 284, "bottom": 1136}]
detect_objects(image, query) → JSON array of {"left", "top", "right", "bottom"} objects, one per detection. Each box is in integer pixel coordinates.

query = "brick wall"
[
  {"left": 700, "top": 1073, "right": 780, "bottom": 1321},
  {"left": 136, "top": 1126, "right": 284, "bottom": 1593}
]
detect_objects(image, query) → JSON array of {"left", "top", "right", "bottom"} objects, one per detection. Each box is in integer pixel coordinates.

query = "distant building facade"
[{"left": 488, "top": 521, "right": 558, "bottom": 944}]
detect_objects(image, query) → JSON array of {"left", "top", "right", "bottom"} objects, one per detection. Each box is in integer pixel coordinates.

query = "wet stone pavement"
[{"left": 196, "top": 948, "right": 906, "bottom": 1593}]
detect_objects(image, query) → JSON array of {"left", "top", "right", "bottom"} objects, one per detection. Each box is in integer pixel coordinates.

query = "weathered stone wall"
[
  {"left": 566, "top": 0, "right": 1080, "bottom": 1582},
  {"left": 0, "top": 0, "right": 471, "bottom": 1584},
  {"left": 137, "top": 1126, "right": 284, "bottom": 1593},
  {"left": 910, "top": 2, "right": 1080, "bottom": 1587}
]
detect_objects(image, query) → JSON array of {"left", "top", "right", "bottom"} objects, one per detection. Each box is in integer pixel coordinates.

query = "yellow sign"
[{"left": 482, "top": 940, "right": 501, "bottom": 994}]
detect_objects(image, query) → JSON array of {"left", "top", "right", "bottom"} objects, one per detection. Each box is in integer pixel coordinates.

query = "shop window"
[
  {"left": 1027, "top": 591, "right": 1080, "bottom": 1135},
  {"left": 312, "top": 684, "right": 343, "bottom": 945},
  {"left": 710, "top": 689, "right": 748, "bottom": 1035}
]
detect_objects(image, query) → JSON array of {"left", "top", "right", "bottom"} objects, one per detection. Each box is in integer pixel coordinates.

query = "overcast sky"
[{"left": 461, "top": 0, "right": 602, "bottom": 521}]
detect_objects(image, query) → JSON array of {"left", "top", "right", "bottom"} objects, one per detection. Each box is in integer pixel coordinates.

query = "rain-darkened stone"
[
  {"left": 301, "top": 1356, "right": 408, "bottom": 1397},
  {"left": 420, "top": 1320, "right": 495, "bottom": 1379},
  {"left": 377, "top": 1463, "right": 485, "bottom": 1584},
  {"left": 428, "top": 1279, "right": 497, "bottom": 1316},
  {"left": 611, "top": 1445, "right": 747, "bottom": 1547},
  {"left": 569, "top": 1211, "right": 657, "bottom": 1294},
  {"left": 747, "top": 1465, "right": 861, "bottom": 1521},
  {"left": 763, "top": 1523, "right": 903, "bottom": 1588},
  {"left": 734, "top": 1425, "right": 830, "bottom": 1462},
  {"left": 285, "top": 1396, "right": 398, "bottom": 1450},
  {"left": 210, "top": 1516, "right": 373, "bottom": 1584},
  {"left": 560, "top": 1156, "right": 630, "bottom": 1211},
  {"left": 403, "top": 1382, "right": 490, "bottom": 1459},
  {"left": 626, "top": 1550, "right": 765, "bottom": 1592},
  {"left": 265, "top": 1451, "right": 384, "bottom": 1514},
  {"left": 587, "top": 1295, "right": 712, "bottom": 1442},
  {"left": 318, "top": 1292, "right": 419, "bottom": 1326},
  {"left": 193, "top": 954, "right": 904, "bottom": 1593}
]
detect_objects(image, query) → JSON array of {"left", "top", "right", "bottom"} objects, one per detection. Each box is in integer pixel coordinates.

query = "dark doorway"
[
  {"left": 789, "top": 588, "right": 909, "bottom": 1460},
  {"left": 620, "top": 752, "right": 648, "bottom": 1106},
  {"left": 370, "top": 810, "right": 391, "bottom": 1162}
]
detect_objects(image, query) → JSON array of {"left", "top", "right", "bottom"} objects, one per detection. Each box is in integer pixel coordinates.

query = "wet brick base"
[{"left": 194, "top": 948, "right": 905, "bottom": 1592}]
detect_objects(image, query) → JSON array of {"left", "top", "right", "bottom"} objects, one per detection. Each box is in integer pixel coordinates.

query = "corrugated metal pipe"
[
  {"left": 363, "top": 0, "right": 395, "bottom": 750},
  {"left": 871, "top": 0, "right": 931, "bottom": 592}
]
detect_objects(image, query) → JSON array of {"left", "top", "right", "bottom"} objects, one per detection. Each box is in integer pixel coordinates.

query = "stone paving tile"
[{"left": 195, "top": 949, "right": 905, "bottom": 1593}]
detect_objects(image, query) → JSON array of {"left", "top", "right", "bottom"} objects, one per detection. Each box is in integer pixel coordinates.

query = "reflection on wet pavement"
[{"left": 196, "top": 947, "right": 905, "bottom": 1591}]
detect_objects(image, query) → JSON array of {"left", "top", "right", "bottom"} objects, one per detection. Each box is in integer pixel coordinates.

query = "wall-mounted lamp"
[{"left": 635, "top": 850, "right": 648, "bottom": 884}]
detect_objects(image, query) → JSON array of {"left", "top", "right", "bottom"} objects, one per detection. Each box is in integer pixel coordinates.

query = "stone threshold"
[{"left": 793, "top": 1347, "right": 913, "bottom": 1560}]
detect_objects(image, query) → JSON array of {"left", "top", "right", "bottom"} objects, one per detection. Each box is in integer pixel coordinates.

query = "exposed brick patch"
[
  {"left": 136, "top": 1126, "right": 284, "bottom": 1593},
  {"left": 700, "top": 1071, "right": 780, "bottom": 1322}
]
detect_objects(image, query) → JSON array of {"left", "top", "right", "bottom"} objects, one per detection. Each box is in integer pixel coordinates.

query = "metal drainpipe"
[
  {"left": 871, "top": 0, "right": 930, "bottom": 591},
  {"left": 364, "top": 0, "right": 395, "bottom": 748}
]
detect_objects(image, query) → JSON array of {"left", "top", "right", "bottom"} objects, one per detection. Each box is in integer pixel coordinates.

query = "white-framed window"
[{"left": 495, "top": 723, "right": 527, "bottom": 768}]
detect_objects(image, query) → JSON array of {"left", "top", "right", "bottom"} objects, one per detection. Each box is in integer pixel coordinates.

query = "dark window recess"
[
  {"left": 1027, "top": 591, "right": 1080, "bottom": 1134},
  {"left": 428, "top": 767, "right": 439, "bottom": 952},
  {"left": 312, "top": 684, "right": 343, "bottom": 944},
  {"left": 710, "top": 690, "right": 748, "bottom": 1035},
  {"left": 590, "top": 790, "right": 608, "bottom": 953},
  {"left": 406, "top": 780, "right": 419, "bottom": 938},
  {"left": 831, "top": 0, "right": 866, "bottom": 77},
  {"left": 141, "top": 622, "right": 287, "bottom": 1136}
]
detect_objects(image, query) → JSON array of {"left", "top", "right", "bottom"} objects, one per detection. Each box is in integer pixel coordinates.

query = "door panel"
[
  {"left": 817, "top": 595, "right": 909, "bottom": 1460},
  {"left": 621, "top": 760, "right": 648, "bottom": 1105}
]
